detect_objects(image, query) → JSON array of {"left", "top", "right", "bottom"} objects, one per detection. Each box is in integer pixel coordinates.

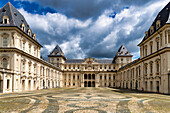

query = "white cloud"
[
  {"left": 18, "top": 8, "right": 92, "bottom": 36},
  {"left": 41, "top": 35, "right": 85, "bottom": 59},
  {"left": 16, "top": 0, "right": 170, "bottom": 60}
]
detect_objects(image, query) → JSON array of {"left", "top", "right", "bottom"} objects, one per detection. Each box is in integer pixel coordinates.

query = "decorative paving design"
[{"left": 0, "top": 88, "right": 170, "bottom": 112}]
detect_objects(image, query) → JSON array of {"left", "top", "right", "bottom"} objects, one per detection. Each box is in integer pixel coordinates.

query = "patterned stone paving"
[{"left": 0, "top": 87, "right": 170, "bottom": 113}]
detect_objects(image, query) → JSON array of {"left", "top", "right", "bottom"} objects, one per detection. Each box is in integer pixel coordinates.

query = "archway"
[
  {"left": 28, "top": 80, "right": 31, "bottom": 90},
  {"left": 0, "top": 79, "right": 2, "bottom": 92},
  {"left": 34, "top": 81, "right": 36, "bottom": 90},
  {"left": 92, "top": 81, "right": 95, "bottom": 87},
  {"left": 48, "top": 80, "right": 50, "bottom": 88},
  {"left": 84, "top": 81, "right": 87, "bottom": 87},
  {"left": 84, "top": 74, "right": 87, "bottom": 79},
  {"left": 88, "top": 74, "right": 91, "bottom": 79},
  {"left": 88, "top": 81, "right": 91, "bottom": 87},
  {"left": 136, "top": 81, "right": 138, "bottom": 90},
  {"left": 92, "top": 74, "right": 95, "bottom": 80},
  {"left": 22, "top": 80, "right": 25, "bottom": 91},
  {"left": 43, "top": 80, "right": 45, "bottom": 89}
]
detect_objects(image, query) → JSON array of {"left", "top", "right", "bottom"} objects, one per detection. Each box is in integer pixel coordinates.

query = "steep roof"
[
  {"left": 112, "top": 44, "right": 132, "bottom": 63},
  {"left": 138, "top": 2, "right": 170, "bottom": 45},
  {"left": 0, "top": 2, "right": 30, "bottom": 33},
  {"left": 0, "top": 2, "right": 42, "bottom": 46},
  {"left": 116, "top": 44, "right": 132, "bottom": 56},
  {"left": 48, "top": 45, "right": 65, "bottom": 57}
]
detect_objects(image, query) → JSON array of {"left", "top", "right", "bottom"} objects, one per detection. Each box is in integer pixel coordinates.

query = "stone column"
[
  {"left": 95, "top": 73, "right": 100, "bottom": 87},
  {"left": 75, "top": 73, "right": 77, "bottom": 87},
  {"left": 71, "top": 74, "right": 73, "bottom": 87},
  {"left": 102, "top": 73, "right": 104, "bottom": 87},
  {"left": 81, "top": 73, "right": 84, "bottom": 87}
]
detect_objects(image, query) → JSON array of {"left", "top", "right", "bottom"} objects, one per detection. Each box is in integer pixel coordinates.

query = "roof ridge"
[{"left": 8, "top": 2, "right": 16, "bottom": 26}]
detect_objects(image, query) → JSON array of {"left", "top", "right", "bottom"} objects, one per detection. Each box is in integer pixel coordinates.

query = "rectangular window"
[
  {"left": 100, "top": 76, "right": 102, "bottom": 80},
  {"left": 145, "top": 48, "right": 147, "bottom": 56},
  {"left": 157, "top": 63, "right": 159, "bottom": 72},
  {"left": 29, "top": 46, "right": 31, "bottom": 54},
  {"left": 157, "top": 41, "right": 159, "bottom": 51},
  {"left": 145, "top": 66, "right": 147, "bottom": 75},
  {"left": 34, "top": 49, "right": 36, "bottom": 56},
  {"left": 3, "top": 37, "right": 7, "bottom": 47},
  {"left": 29, "top": 64, "right": 31, "bottom": 73},
  {"left": 150, "top": 45, "right": 152, "bottom": 54},
  {"left": 150, "top": 64, "right": 153, "bottom": 74},
  {"left": 23, "top": 63, "right": 25, "bottom": 71},
  {"left": 34, "top": 66, "right": 36, "bottom": 73},
  {"left": 23, "top": 42, "right": 25, "bottom": 50}
]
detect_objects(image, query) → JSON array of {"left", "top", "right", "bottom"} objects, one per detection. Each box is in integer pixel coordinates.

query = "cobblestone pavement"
[{"left": 0, "top": 87, "right": 170, "bottom": 113}]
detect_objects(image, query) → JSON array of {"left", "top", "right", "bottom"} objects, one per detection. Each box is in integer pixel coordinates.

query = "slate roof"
[
  {"left": 97, "top": 59, "right": 113, "bottom": 63},
  {"left": 65, "top": 59, "right": 83, "bottom": 63},
  {"left": 117, "top": 44, "right": 132, "bottom": 56},
  {"left": 119, "top": 58, "right": 140, "bottom": 71},
  {"left": 138, "top": 2, "right": 170, "bottom": 45},
  {"left": 65, "top": 59, "right": 113, "bottom": 64},
  {"left": 0, "top": 2, "right": 31, "bottom": 33},
  {"left": 0, "top": 2, "right": 42, "bottom": 46},
  {"left": 48, "top": 45, "right": 65, "bottom": 57}
]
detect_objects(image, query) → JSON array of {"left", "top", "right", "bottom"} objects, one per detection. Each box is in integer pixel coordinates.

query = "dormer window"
[
  {"left": 156, "top": 20, "right": 161, "bottom": 30},
  {"left": 150, "top": 26, "right": 154, "bottom": 34},
  {"left": 32, "top": 33, "right": 36, "bottom": 40},
  {"left": 2, "top": 8, "right": 6, "bottom": 12},
  {"left": 145, "top": 31, "right": 148, "bottom": 37},
  {"left": 3, "top": 15, "right": 9, "bottom": 24},
  {"left": 27, "top": 29, "right": 31, "bottom": 36},
  {"left": 21, "top": 23, "right": 25, "bottom": 31}
]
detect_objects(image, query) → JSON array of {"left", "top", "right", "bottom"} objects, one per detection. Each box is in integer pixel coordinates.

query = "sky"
[{"left": 0, "top": 0, "right": 169, "bottom": 60}]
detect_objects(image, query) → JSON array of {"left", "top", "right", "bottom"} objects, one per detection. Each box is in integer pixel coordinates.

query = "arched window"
[
  {"left": 3, "top": 15, "right": 9, "bottom": 24},
  {"left": 3, "top": 58, "right": 7, "bottom": 69},
  {"left": 3, "top": 37, "right": 7, "bottom": 47}
]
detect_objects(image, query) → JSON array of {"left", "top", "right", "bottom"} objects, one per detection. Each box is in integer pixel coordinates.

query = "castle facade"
[{"left": 0, "top": 2, "right": 170, "bottom": 94}]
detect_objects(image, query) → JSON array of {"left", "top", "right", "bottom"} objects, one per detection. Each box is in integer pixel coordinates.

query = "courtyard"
[{"left": 0, "top": 87, "right": 170, "bottom": 113}]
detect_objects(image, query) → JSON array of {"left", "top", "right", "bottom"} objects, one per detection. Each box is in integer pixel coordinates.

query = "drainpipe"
[
  {"left": 12, "top": 73, "right": 14, "bottom": 92},
  {"left": 159, "top": 54, "right": 161, "bottom": 85}
]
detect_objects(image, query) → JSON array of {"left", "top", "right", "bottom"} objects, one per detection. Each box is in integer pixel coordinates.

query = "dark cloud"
[
  {"left": 16, "top": 0, "right": 169, "bottom": 60},
  {"left": 24, "top": 0, "right": 159, "bottom": 20}
]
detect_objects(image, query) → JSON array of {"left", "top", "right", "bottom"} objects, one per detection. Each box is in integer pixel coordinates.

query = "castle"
[{"left": 0, "top": 2, "right": 170, "bottom": 94}]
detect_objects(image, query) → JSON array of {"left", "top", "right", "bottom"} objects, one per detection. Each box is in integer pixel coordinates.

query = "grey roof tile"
[{"left": 139, "top": 2, "right": 170, "bottom": 45}]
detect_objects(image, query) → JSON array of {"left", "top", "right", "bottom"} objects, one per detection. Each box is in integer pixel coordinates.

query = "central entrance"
[{"left": 84, "top": 74, "right": 95, "bottom": 87}]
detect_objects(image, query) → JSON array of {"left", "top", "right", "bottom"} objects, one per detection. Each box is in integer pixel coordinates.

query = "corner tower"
[
  {"left": 113, "top": 44, "right": 133, "bottom": 69},
  {"left": 48, "top": 45, "right": 66, "bottom": 68}
]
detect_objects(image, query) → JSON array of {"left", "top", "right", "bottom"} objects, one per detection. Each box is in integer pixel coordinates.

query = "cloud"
[{"left": 15, "top": 0, "right": 170, "bottom": 60}]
